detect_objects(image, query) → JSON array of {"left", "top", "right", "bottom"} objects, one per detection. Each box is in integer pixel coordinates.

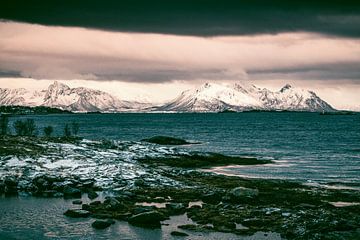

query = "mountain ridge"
[
  {"left": 0, "top": 81, "right": 336, "bottom": 112},
  {"left": 155, "top": 82, "right": 335, "bottom": 112}
]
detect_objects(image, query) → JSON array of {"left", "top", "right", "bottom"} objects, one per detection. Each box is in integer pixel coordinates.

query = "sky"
[{"left": 0, "top": 0, "right": 360, "bottom": 110}]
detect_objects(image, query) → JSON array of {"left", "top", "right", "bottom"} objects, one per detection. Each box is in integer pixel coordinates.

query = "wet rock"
[
  {"left": 134, "top": 179, "right": 145, "bottom": 187},
  {"left": 202, "top": 192, "right": 222, "bottom": 204},
  {"left": 133, "top": 206, "right": 157, "bottom": 215},
  {"left": 171, "top": 231, "right": 189, "bottom": 236},
  {"left": 63, "top": 186, "right": 81, "bottom": 199},
  {"left": 165, "top": 203, "right": 186, "bottom": 215},
  {"left": 0, "top": 181, "right": 5, "bottom": 193},
  {"left": 128, "top": 211, "right": 165, "bottom": 228},
  {"left": 82, "top": 180, "right": 95, "bottom": 188},
  {"left": 33, "top": 177, "right": 50, "bottom": 191},
  {"left": 87, "top": 190, "right": 98, "bottom": 200},
  {"left": 91, "top": 219, "right": 115, "bottom": 229},
  {"left": 4, "top": 176, "right": 17, "bottom": 187},
  {"left": 4, "top": 176, "right": 18, "bottom": 196},
  {"left": 82, "top": 204, "right": 91, "bottom": 211},
  {"left": 103, "top": 197, "right": 122, "bottom": 210},
  {"left": 229, "top": 187, "right": 258, "bottom": 198},
  {"left": 64, "top": 209, "right": 90, "bottom": 218},
  {"left": 72, "top": 200, "right": 83, "bottom": 205},
  {"left": 89, "top": 201, "right": 102, "bottom": 206}
]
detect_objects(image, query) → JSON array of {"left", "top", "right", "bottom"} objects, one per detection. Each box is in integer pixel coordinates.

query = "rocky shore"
[{"left": 1, "top": 135, "right": 359, "bottom": 239}]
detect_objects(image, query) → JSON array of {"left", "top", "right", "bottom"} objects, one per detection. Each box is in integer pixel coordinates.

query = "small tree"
[
  {"left": 71, "top": 122, "right": 79, "bottom": 136},
  {"left": 0, "top": 114, "right": 9, "bottom": 135},
  {"left": 14, "top": 119, "right": 37, "bottom": 136},
  {"left": 63, "top": 124, "right": 71, "bottom": 137},
  {"left": 25, "top": 119, "right": 36, "bottom": 136},
  {"left": 43, "top": 126, "right": 54, "bottom": 137},
  {"left": 14, "top": 120, "right": 25, "bottom": 136}
]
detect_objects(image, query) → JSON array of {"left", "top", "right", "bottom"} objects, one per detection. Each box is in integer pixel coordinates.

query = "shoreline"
[{"left": 1, "top": 135, "right": 360, "bottom": 239}]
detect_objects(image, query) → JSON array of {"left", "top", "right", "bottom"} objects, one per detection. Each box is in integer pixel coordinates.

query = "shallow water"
[
  {"left": 10, "top": 112, "right": 360, "bottom": 185},
  {"left": 0, "top": 195, "right": 280, "bottom": 240}
]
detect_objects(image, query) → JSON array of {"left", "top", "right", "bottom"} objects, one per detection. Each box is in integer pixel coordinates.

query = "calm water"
[{"left": 10, "top": 112, "right": 360, "bottom": 185}]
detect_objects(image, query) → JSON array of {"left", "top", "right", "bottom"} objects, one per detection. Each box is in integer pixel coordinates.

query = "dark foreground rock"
[
  {"left": 64, "top": 209, "right": 91, "bottom": 218},
  {"left": 128, "top": 211, "right": 166, "bottom": 228},
  {"left": 171, "top": 231, "right": 189, "bottom": 236},
  {"left": 63, "top": 186, "right": 81, "bottom": 199},
  {"left": 92, "top": 219, "right": 115, "bottom": 229}
]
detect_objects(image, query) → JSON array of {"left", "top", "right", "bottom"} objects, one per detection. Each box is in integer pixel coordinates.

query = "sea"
[
  {"left": 9, "top": 112, "right": 360, "bottom": 187},
  {"left": 1, "top": 112, "right": 359, "bottom": 240}
]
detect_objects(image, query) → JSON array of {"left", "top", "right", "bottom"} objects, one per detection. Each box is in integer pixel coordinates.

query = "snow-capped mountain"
[
  {"left": 155, "top": 82, "right": 335, "bottom": 112},
  {"left": 0, "top": 81, "right": 149, "bottom": 112}
]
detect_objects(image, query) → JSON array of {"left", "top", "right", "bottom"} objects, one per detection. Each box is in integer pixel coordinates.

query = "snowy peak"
[
  {"left": 157, "top": 82, "right": 335, "bottom": 112},
  {"left": 280, "top": 84, "right": 292, "bottom": 92},
  {"left": 0, "top": 81, "right": 148, "bottom": 112}
]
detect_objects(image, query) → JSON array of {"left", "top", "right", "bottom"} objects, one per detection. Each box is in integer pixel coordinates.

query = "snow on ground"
[{"left": 0, "top": 139, "right": 189, "bottom": 189}]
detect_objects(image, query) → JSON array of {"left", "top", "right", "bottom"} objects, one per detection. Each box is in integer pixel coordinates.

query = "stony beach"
[{"left": 1, "top": 135, "right": 359, "bottom": 239}]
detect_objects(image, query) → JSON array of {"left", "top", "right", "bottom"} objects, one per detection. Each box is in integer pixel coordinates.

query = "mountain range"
[{"left": 0, "top": 81, "right": 335, "bottom": 112}]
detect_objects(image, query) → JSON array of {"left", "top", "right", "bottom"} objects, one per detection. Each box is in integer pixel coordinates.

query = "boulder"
[
  {"left": 4, "top": 176, "right": 17, "bottom": 187},
  {"left": 91, "top": 219, "right": 115, "bottom": 229},
  {"left": 72, "top": 200, "right": 83, "bottom": 205},
  {"left": 0, "top": 181, "right": 5, "bottom": 193},
  {"left": 64, "top": 209, "right": 90, "bottom": 218},
  {"left": 128, "top": 211, "right": 165, "bottom": 228},
  {"left": 87, "top": 190, "right": 98, "bottom": 200},
  {"left": 165, "top": 203, "right": 186, "bottom": 215},
  {"left": 63, "top": 186, "right": 81, "bottom": 198},
  {"left": 104, "top": 197, "right": 122, "bottom": 210},
  {"left": 230, "top": 187, "right": 259, "bottom": 198},
  {"left": 171, "top": 231, "right": 189, "bottom": 236}
]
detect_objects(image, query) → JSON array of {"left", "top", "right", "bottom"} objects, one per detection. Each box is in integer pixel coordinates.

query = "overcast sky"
[{"left": 0, "top": 0, "right": 360, "bottom": 110}]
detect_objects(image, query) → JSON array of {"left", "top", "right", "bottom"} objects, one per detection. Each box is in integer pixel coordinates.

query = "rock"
[
  {"left": 91, "top": 219, "right": 115, "bottom": 229},
  {"left": 171, "top": 231, "right": 189, "bottom": 236},
  {"left": 230, "top": 187, "right": 259, "bottom": 198},
  {"left": 4, "top": 176, "right": 17, "bottom": 187},
  {"left": 178, "top": 224, "right": 198, "bottom": 230},
  {"left": 165, "top": 203, "right": 186, "bottom": 215},
  {"left": 63, "top": 186, "right": 81, "bottom": 199},
  {"left": 0, "top": 181, "right": 5, "bottom": 193},
  {"left": 89, "top": 201, "right": 102, "bottom": 206},
  {"left": 72, "top": 200, "right": 83, "bottom": 205},
  {"left": 141, "top": 136, "right": 190, "bottom": 145},
  {"left": 103, "top": 197, "right": 122, "bottom": 210},
  {"left": 134, "top": 179, "right": 145, "bottom": 187},
  {"left": 64, "top": 209, "right": 90, "bottom": 218},
  {"left": 82, "top": 180, "right": 95, "bottom": 188},
  {"left": 202, "top": 192, "right": 222, "bottom": 204},
  {"left": 128, "top": 211, "right": 165, "bottom": 228},
  {"left": 33, "top": 177, "right": 49, "bottom": 190},
  {"left": 82, "top": 204, "right": 91, "bottom": 211},
  {"left": 87, "top": 190, "right": 98, "bottom": 200}
]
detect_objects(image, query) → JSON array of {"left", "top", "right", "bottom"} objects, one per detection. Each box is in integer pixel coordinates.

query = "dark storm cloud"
[{"left": 1, "top": 0, "right": 360, "bottom": 37}]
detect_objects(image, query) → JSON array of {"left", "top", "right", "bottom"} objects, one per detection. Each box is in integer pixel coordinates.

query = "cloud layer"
[
  {"left": 1, "top": 21, "right": 360, "bottom": 82},
  {"left": 1, "top": 0, "right": 360, "bottom": 37}
]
